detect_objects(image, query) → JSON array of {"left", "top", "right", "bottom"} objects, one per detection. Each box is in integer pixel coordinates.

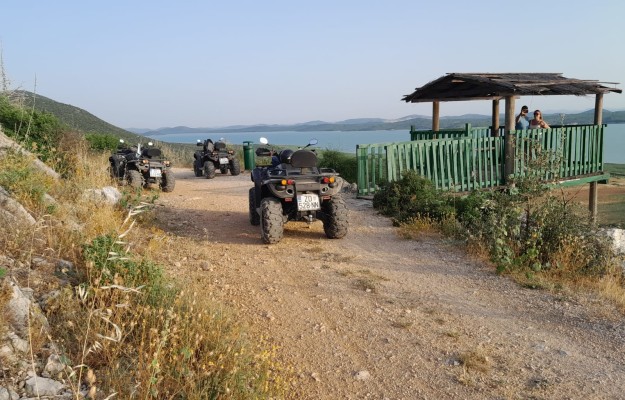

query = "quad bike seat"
[
  {"left": 142, "top": 148, "right": 162, "bottom": 158},
  {"left": 214, "top": 141, "right": 227, "bottom": 151}
]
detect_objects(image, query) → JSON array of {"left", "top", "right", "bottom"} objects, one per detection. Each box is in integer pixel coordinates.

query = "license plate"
[
  {"left": 149, "top": 168, "right": 162, "bottom": 178},
  {"left": 219, "top": 157, "right": 229, "bottom": 164},
  {"left": 297, "top": 193, "right": 320, "bottom": 211}
]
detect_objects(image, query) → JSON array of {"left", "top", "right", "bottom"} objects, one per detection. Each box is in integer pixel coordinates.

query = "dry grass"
[{"left": 1, "top": 133, "right": 285, "bottom": 399}]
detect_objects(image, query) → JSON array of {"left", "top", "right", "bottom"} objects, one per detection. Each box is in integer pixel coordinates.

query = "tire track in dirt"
[{"left": 151, "top": 168, "right": 625, "bottom": 400}]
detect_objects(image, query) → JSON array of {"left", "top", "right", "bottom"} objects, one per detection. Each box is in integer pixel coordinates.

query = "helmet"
[{"left": 280, "top": 149, "right": 294, "bottom": 164}]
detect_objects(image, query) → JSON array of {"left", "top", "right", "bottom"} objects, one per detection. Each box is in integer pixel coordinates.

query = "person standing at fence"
[
  {"left": 515, "top": 105, "right": 530, "bottom": 130},
  {"left": 530, "top": 109, "right": 550, "bottom": 129}
]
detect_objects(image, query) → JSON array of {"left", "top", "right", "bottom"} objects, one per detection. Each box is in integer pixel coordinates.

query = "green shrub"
[
  {"left": 0, "top": 95, "right": 64, "bottom": 163},
  {"left": 84, "top": 133, "right": 121, "bottom": 151},
  {"left": 319, "top": 150, "right": 357, "bottom": 184},
  {"left": 82, "top": 234, "right": 174, "bottom": 305},
  {"left": 372, "top": 170, "right": 455, "bottom": 224}
]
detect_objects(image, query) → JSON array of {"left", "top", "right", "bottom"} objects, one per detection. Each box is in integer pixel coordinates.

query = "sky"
[{"left": 2, "top": 0, "right": 625, "bottom": 129}]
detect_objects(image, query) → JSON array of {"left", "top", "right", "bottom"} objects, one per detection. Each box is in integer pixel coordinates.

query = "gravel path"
[{"left": 151, "top": 168, "right": 625, "bottom": 400}]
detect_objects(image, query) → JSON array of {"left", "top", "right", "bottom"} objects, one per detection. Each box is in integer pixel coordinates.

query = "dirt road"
[{"left": 151, "top": 168, "right": 625, "bottom": 399}]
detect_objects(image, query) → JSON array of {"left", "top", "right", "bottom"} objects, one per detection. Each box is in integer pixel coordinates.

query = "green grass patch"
[{"left": 605, "top": 163, "right": 625, "bottom": 176}]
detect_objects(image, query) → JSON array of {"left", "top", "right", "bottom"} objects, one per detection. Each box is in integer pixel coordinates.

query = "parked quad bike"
[
  {"left": 248, "top": 137, "right": 348, "bottom": 244},
  {"left": 109, "top": 139, "right": 176, "bottom": 192},
  {"left": 193, "top": 138, "right": 241, "bottom": 178}
]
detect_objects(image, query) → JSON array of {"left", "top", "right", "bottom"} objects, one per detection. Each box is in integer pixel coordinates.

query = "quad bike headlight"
[
  {"left": 163, "top": 161, "right": 171, "bottom": 167},
  {"left": 141, "top": 159, "right": 149, "bottom": 164}
]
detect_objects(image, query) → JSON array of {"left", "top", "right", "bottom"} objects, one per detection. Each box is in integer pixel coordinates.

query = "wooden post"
[
  {"left": 504, "top": 96, "right": 515, "bottom": 183},
  {"left": 589, "top": 93, "right": 604, "bottom": 221},
  {"left": 492, "top": 99, "right": 500, "bottom": 137},
  {"left": 432, "top": 101, "right": 440, "bottom": 135},
  {"left": 594, "top": 93, "right": 604, "bottom": 125},
  {"left": 589, "top": 181, "right": 598, "bottom": 220}
]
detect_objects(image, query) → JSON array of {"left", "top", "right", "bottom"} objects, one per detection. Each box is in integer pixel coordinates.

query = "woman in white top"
[{"left": 529, "top": 110, "right": 550, "bottom": 129}]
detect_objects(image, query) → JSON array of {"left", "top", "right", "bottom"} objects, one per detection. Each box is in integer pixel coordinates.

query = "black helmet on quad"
[{"left": 280, "top": 149, "right": 294, "bottom": 164}]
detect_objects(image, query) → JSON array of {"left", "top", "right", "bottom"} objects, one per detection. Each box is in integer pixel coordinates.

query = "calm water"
[{"left": 148, "top": 123, "right": 625, "bottom": 163}]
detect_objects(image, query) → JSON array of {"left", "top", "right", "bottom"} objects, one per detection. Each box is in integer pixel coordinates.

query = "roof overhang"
[{"left": 402, "top": 73, "right": 622, "bottom": 103}]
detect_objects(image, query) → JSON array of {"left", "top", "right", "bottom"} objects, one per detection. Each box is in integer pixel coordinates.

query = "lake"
[{"left": 148, "top": 123, "right": 625, "bottom": 164}]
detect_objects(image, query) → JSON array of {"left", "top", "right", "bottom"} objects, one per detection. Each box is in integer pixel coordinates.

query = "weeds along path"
[{"left": 150, "top": 168, "right": 625, "bottom": 400}]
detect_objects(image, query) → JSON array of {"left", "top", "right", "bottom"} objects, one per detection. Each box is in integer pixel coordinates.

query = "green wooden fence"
[{"left": 357, "top": 124, "right": 606, "bottom": 196}]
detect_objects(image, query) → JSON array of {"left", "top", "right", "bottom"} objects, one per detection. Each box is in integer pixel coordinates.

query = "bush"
[
  {"left": 84, "top": 132, "right": 121, "bottom": 151},
  {"left": 372, "top": 170, "right": 455, "bottom": 224},
  {"left": 371, "top": 165, "right": 619, "bottom": 291},
  {"left": 0, "top": 95, "right": 64, "bottom": 163},
  {"left": 319, "top": 150, "right": 357, "bottom": 184}
]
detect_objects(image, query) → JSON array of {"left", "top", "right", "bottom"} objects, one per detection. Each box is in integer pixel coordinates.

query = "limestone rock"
[
  {"left": 0, "top": 186, "right": 36, "bottom": 226},
  {"left": 82, "top": 186, "right": 122, "bottom": 205},
  {"left": 25, "top": 375, "right": 65, "bottom": 397},
  {"left": 0, "top": 387, "right": 19, "bottom": 400}
]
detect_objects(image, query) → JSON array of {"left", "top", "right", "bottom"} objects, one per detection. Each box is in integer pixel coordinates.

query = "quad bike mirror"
[
  {"left": 259, "top": 137, "right": 269, "bottom": 145},
  {"left": 308, "top": 138, "right": 318, "bottom": 146},
  {"left": 148, "top": 142, "right": 154, "bottom": 146}
]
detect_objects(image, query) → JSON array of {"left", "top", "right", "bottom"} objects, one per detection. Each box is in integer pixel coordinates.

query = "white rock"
[
  {"left": 355, "top": 370, "right": 371, "bottom": 380},
  {"left": 602, "top": 228, "right": 625, "bottom": 255},
  {"left": 25, "top": 376, "right": 65, "bottom": 396},
  {"left": 44, "top": 354, "right": 66, "bottom": 377},
  {"left": 82, "top": 186, "right": 122, "bottom": 205},
  {"left": 0, "top": 186, "right": 36, "bottom": 226},
  {"left": 4, "top": 281, "right": 31, "bottom": 336},
  {"left": 0, "top": 387, "right": 19, "bottom": 400}
]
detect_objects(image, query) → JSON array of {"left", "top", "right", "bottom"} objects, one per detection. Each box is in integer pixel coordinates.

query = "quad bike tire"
[
  {"left": 219, "top": 165, "right": 228, "bottom": 174},
  {"left": 194, "top": 161, "right": 203, "bottom": 177},
  {"left": 127, "top": 169, "right": 144, "bottom": 190},
  {"left": 230, "top": 158, "right": 241, "bottom": 175},
  {"left": 260, "top": 197, "right": 283, "bottom": 244},
  {"left": 248, "top": 188, "right": 260, "bottom": 226},
  {"left": 161, "top": 171, "right": 176, "bottom": 192},
  {"left": 203, "top": 161, "right": 216, "bottom": 179},
  {"left": 321, "top": 196, "right": 348, "bottom": 239}
]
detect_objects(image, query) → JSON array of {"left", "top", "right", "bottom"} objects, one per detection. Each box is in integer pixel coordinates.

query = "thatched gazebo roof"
[{"left": 402, "top": 73, "right": 622, "bottom": 103}]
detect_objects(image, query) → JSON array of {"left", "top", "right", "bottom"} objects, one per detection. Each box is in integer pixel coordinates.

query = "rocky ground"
[{"left": 147, "top": 168, "right": 625, "bottom": 400}]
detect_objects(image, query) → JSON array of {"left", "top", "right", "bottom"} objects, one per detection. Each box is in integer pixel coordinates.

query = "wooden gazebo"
[{"left": 357, "top": 73, "right": 621, "bottom": 218}]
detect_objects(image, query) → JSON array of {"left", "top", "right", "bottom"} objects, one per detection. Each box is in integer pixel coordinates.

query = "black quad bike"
[
  {"left": 248, "top": 137, "right": 348, "bottom": 244},
  {"left": 109, "top": 140, "right": 175, "bottom": 192},
  {"left": 193, "top": 138, "right": 241, "bottom": 178}
]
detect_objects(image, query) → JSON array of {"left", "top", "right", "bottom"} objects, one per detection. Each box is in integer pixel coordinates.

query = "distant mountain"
[
  {"left": 126, "top": 128, "right": 152, "bottom": 134},
  {"left": 8, "top": 91, "right": 624, "bottom": 140},
  {"left": 143, "top": 109, "right": 625, "bottom": 135}
]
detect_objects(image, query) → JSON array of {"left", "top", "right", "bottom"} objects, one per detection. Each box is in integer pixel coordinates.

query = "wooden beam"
[
  {"left": 504, "top": 96, "right": 515, "bottom": 182},
  {"left": 432, "top": 101, "right": 440, "bottom": 132},
  {"left": 405, "top": 96, "right": 505, "bottom": 103},
  {"left": 491, "top": 99, "right": 500, "bottom": 137}
]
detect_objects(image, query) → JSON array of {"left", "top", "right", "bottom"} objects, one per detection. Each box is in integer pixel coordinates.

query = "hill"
[
  {"left": 11, "top": 90, "right": 146, "bottom": 143},
  {"left": 8, "top": 90, "right": 625, "bottom": 138},
  {"left": 145, "top": 110, "right": 625, "bottom": 136}
]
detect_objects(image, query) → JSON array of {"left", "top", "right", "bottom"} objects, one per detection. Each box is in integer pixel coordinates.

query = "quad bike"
[
  {"left": 109, "top": 139, "right": 175, "bottom": 192},
  {"left": 248, "top": 137, "right": 348, "bottom": 244},
  {"left": 193, "top": 138, "right": 241, "bottom": 178}
]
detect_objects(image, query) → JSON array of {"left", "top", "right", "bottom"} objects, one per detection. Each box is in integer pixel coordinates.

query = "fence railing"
[
  {"left": 357, "top": 124, "right": 605, "bottom": 196},
  {"left": 513, "top": 124, "right": 604, "bottom": 180}
]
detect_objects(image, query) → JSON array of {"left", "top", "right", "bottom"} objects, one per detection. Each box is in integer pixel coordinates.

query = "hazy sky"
[{"left": 2, "top": 0, "right": 624, "bottom": 129}]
